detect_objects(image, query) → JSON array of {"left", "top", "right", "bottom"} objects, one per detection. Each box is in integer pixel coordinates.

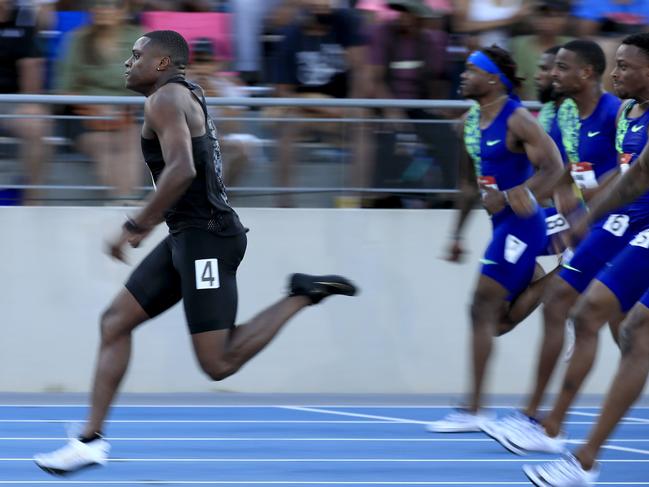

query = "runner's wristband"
[{"left": 123, "top": 217, "right": 147, "bottom": 234}]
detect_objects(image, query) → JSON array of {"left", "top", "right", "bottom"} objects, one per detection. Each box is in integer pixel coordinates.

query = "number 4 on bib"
[{"left": 195, "top": 259, "right": 220, "bottom": 290}]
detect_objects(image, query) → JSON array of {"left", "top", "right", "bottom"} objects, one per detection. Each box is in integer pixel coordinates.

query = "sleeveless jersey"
[
  {"left": 558, "top": 93, "right": 620, "bottom": 188},
  {"left": 465, "top": 97, "right": 535, "bottom": 222},
  {"left": 140, "top": 76, "right": 246, "bottom": 236},
  {"left": 538, "top": 101, "right": 566, "bottom": 163},
  {"left": 617, "top": 100, "right": 649, "bottom": 223}
]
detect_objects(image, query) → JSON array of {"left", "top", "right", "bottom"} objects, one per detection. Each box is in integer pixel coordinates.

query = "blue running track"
[{"left": 1, "top": 395, "right": 648, "bottom": 486}]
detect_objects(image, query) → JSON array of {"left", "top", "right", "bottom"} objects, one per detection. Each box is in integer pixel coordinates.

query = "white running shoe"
[
  {"left": 523, "top": 454, "right": 599, "bottom": 486},
  {"left": 482, "top": 411, "right": 536, "bottom": 455},
  {"left": 426, "top": 408, "right": 493, "bottom": 433},
  {"left": 34, "top": 438, "right": 110, "bottom": 475},
  {"left": 500, "top": 417, "right": 567, "bottom": 455}
]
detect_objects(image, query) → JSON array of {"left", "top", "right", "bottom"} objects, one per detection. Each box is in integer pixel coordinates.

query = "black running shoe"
[{"left": 289, "top": 274, "right": 358, "bottom": 304}]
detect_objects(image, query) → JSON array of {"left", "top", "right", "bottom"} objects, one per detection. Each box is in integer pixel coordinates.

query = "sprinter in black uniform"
[{"left": 33, "top": 30, "right": 357, "bottom": 475}]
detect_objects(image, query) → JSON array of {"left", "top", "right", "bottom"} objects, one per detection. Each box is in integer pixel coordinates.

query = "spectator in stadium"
[
  {"left": 231, "top": 0, "right": 285, "bottom": 85},
  {"left": 510, "top": 0, "right": 572, "bottom": 100},
  {"left": 368, "top": 0, "right": 456, "bottom": 194},
  {"left": 130, "top": 0, "right": 214, "bottom": 11},
  {"left": 572, "top": 0, "right": 649, "bottom": 37},
  {"left": 273, "top": 0, "right": 368, "bottom": 207},
  {"left": 19, "top": 0, "right": 55, "bottom": 29},
  {"left": 55, "top": 0, "right": 143, "bottom": 201},
  {"left": 0, "top": 0, "right": 51, "bottom": 204},
  {"left": 573, "top": 0, "right": 649, "bottom": 91},
  {"left": 451, "top": 0, "right": 531, "bottom": 51},
  {"left": 186, "top": 37, "right": 263, "bottom": 188},
  {"left": 369, "top": 0, "right": 448, "bottom": 103}
]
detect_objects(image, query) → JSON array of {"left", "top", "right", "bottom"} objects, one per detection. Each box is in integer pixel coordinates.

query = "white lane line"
[
  {"left": 570, "top": 411, "right": 649, "bottom": 424},
  {"left": 0, "top": 420, "right": 632, "bottom": 426},
  {"left": 0, "top": 404, "right": 578, "bottom": 408},
  {"left": 566, "top": 440, "right": 649, "bottom": 456},
  {"left": 1, "top": 404, "right": 648, "bottom": 409},
  {"left": 601, "top": 445, "right": 649, "bottom": 456},
  {"left": 0, "top": 405, "right": 516, "bottom": 409},
  {"left": 279, "top": 407, "right": 427, "bottom": 424},
  {"left": 0, "top": 481, "right": 640, "bottom": 485},
  {"left": 277, "top": 407, "right": 649, "bottom": 457},
  {"left": 0, "top": 419, "right": 643, "bottom": 426},
  {"left": 6, "top": 437, "right": 649, "bottom": 443},
  {"left": 3, "top": 457, "right": 649, "bottom": 463},
  {"left": 0, "top": 420, "right": 390, "bottom": 424},
  {"left": 1, "top": 483, "right": 649, "bottom": 486},
  {"left": 4, "top": 437, "right": 497, "bottom": 442},
  {"left": 564, "top": 421, "right": 649, "bottom": 425},
  {"left": 277, "top": 407, "right": 648, "bottom": 427}
]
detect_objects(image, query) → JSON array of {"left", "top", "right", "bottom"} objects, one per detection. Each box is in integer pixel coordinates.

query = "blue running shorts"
[
  {"left": 638, "top": 286, "right": 649, "bottom": 310},
  {"left": 560, "top": 213, "right": 638, "bottom": 294},
  {"left": 481, "top": 208, "right": 547, "bottom": 301},
  {"left": 596, "top": 226, "right": 649, "bottom": 312}
]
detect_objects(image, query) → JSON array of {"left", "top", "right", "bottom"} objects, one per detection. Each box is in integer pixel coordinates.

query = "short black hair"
[
  {"left": 483, "top": 45, "right": 524, "bottom": 89},
  {"left": 562, "top": 39, "right": 607, "bottom": 76},
  {"left": 622, "top": 32, "right": 649, "bottom": 61},
  {"left": 143, "top": 30, "right": 190, "bottom": 69},
  {"left": 544, "top": 45, "right": 561, "bottom": 56}
]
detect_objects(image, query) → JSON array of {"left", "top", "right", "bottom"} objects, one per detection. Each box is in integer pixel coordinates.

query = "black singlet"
[{"left": 140, "top": 76, "right": 247, "bottom": 236}]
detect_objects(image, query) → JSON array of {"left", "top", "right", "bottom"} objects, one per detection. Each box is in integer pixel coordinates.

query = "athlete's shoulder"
[
  {"left": 601, "top": 92, "right": 622, "bottom": 112},
  {"left": 508, "top": 103, "right": 545, "bottom": 140},
  {"left": 510, "top": 103, "right": 537, "bottom": 124},
  {"left": 150, "top": 82, "right": 192, "bottom": 108},
  {"left": 145, "top": 83, "right": 189, "bottom": 124}
]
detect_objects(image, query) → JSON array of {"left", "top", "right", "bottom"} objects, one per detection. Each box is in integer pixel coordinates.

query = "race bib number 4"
[
  {"left": 195, "top": 258, "right": 220, "bottom": 290},
  {"left": 603, "top": 214, "right": 630, "bottom": 237},
  {"left": 571, "top": 162, "right": 598, "bottom": 189}
]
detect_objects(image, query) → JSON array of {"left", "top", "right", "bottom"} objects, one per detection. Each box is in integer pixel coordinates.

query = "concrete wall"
[{"left": 0, "top": 207, "right": 628, "bottom": 395}]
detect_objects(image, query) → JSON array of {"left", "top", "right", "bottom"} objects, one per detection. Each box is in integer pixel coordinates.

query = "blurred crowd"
[{"left": 1, "top": 0, "right": 649, "bottom": 207}]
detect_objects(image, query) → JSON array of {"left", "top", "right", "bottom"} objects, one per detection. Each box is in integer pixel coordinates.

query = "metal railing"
[
  {"left": 0, "top": 95, "right": 543, "bottom": 205},
  {"left": 0, "top": 94, "right": 542, "bottom": 110}
]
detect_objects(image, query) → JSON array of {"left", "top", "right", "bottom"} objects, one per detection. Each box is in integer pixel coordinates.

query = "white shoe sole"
[
  {"left": 481, "top": 425, "right": 529, "bottom": 456},
  {"left": 34, "top": 460, "right": 104, "bottom": 476},
  {"left": 522, "top": 464, "right": 550, "bottom": 487},
  {"left": 426, "top": 423, "right": 483, "bottom": 433}
]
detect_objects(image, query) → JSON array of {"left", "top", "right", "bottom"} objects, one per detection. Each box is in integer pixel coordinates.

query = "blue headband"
[{"left": 468, "top": 51, "right": 513, "bottom": 93}]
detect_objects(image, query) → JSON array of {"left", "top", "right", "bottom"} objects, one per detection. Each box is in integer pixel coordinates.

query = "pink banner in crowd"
[
  {"left": 140, "top": 12, "right": 232, "bottom": 59},
  {"left": 356, "top": 0, "right": 452, "bottom": 20}
]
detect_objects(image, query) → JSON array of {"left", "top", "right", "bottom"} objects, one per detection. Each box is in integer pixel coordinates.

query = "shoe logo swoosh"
[
  {"left": 587, "top": 131, "right": 600, "bottom": 137},
  {"left": 486, "top": 140, "right": 501, "bottom": 147},
  {"left": 480, "top": 258, "right": 498, "bottom": 265},
  {"left": 632, "top": 125, "right": 645, "bottom": 133},
  {"left": 562, "top": 263, "right": 582, "bottom": 272},
  {"left": 314, "top": 281, "right": 352, "bottom": 289}
]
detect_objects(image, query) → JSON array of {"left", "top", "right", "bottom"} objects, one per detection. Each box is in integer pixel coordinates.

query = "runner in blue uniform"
[
  {"left": 498, "top": 45, "right": 570, "bottom": 335},
  {"left": 481, "top": 41, "right": 623, "bottom": 443},
  {"left": 536, "top": 45, "right": 572, "bottom": 257},
  {"left": 427, "top": 45, "right": 566, "bottom": 432},
  {"left": 523, "top": 32, "right": 649, "bottom": 487},
  {"left": 536, "top": 45, "right": 566, "bottom": 164}
]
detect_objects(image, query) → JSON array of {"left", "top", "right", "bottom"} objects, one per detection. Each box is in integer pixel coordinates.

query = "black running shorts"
[{"left": 126, "top": 228, "right": 247, "bottom": 334}]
